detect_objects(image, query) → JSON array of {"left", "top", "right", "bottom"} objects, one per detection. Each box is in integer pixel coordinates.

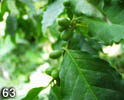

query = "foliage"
[
  {"left": 21, "top": 87, "right": 46, "bottom": 100},
  {"left": 1, "top": 0, "right": 124, "bottom": 100}
]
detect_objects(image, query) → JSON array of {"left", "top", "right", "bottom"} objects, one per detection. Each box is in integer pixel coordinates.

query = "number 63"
[{"left": 1, "top": 87, "right": 16, "bottom": 98}]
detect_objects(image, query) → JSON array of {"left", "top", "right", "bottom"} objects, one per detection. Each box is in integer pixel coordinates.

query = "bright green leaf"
[
  {"left": 85, "top": 18, "right": 124, "bottom": 44},
  {"left": 21, "top": 87, "right": 46, "bottom": 100},
  {"left": 6, "top": 0, "right": 19, "bottom": 15},
  {"left": 42, "top": 0, "right": 64, "bottom": 35},
  {"left": 19, "top": 0, "right": 35, "bottom": 14},
  {"left": 0, "top": 36, "right": 15, "bottom": 58},
  {"left": 70, "top": 0, "right": 104, "bottom": 18}
]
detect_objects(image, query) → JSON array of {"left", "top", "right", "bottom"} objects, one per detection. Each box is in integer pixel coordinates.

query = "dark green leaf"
[
  {"left": 104, "top": 1, "right": 124, "bottom": 24},
  {"left": 49, "top": 85, "right": 62, "bottom": 100},
  {"left": 60, "top": 49, "right": 124, "bottom": 100},
  {"left": 71, "top": 34, "right": 102, "bottom": 55},
  {"left": 6, "top": 14, "right": 17, "bottom": 42}
]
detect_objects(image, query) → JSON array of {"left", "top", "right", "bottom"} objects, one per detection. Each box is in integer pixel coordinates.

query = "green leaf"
[
  {"left": 6, "top": 0, "right": 19, "bottom": 15},
  {"left": 70, "top": 0, "right": 104, "bottom": 18},
  {"left": 71, "top": 34, "right": 102, "bottom": 55},
  {"left": 89, "top": 0, "right": 104, "bottom": 10},
  {"left": 49, "top": 22, "right": 60, "bottom": 37},
  {"left": 103, "top": 2, "right": 124, "bottom": 24},
  {"left": 49, "top": 85, "right": 62, "bottom": 100},
  {"left": 75, "top": 21, "right": 88, "bottom": 38},
  {"left": 0, "top": 0, "right": 8, "bottom": 21},
  {"left": 0, "top": 36, "right": 15, "bottom": 58},
  {"left": 6, "top": 14, "right": 17, "bottom": 42},
  {"left": 21, "top": 87, "right": 46, "bottom": 100},
  {"left": 42, "top": 0, "right": 64, "bottom": 35},
  {"left": 85, "top": 18, "right": 124, "bottom": 44},
  {"left": 19, "top": 0, "right": 35, "bottom": 14},
  {"left": 60, "top": 49, "right": 124, "bottom": 100}
]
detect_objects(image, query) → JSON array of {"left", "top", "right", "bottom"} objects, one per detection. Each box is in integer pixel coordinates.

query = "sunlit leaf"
[
  {"left": 19, "top": 0, "right": 35, "bottom": 14},
  {"left": 6, "top": 0, "right": 19, "bottom": 15},
  {"left": 21, "top": 87, "right": 46, "bottom": 100},
  {"left": 85, "top": 18, "right": 124, "bottom": 44},
  {"left": 42, "top": 0, "right": 64, "bottom": 35},
  {"left": 70, "top": 0, "right": 104, "bottom": 18}
]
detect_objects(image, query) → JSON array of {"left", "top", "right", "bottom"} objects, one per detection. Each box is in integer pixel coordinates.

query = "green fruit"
[
  {"left": 63, "top": 0, "right": 71, "bottom": 7},
  {"left": 58, "top": 18, "right": 71, "bottom": 27},
  {"left": 61, "top": 29, "right": 73, "bottom": 41},
  {"left": 49, "top": 50, "right": 62, "bottom": 59},
  {"left": 51, "top": 69, "right": 59, "bottom": 79},
  {"left": 45, "top": 67, "right": 55, "bottom": 75},
  {"left": 58, "top": 26, "right": 65, "bottom": 32}
]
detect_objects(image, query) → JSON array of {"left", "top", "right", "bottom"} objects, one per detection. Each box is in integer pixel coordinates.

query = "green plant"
[
  {"left": 1, "top": 0, "right": 124, "bottom": 100},
  {"left": 22, "top": 0, "right": 124, "bottom": 99}
]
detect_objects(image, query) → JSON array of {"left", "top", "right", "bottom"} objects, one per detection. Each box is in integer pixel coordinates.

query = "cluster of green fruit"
[
  {"left": 58, "top": 17, "right": 74, "bottom": 41},
  {"left": 45, "top": 0, "right": 73, "bottom": 79},
  {"left": 45, "top": 50, "right": 63, "bottom": 79},
  {"left": 45, "top": 66, "right": 59, "bottom": 79},
  {"left": 58, "top": 0, "right": 74, "bottom": 41}
]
